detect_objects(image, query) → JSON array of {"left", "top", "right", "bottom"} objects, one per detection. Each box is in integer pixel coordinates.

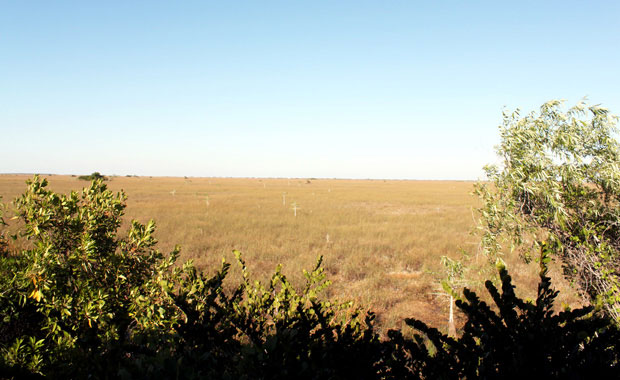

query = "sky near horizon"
[{"left": 2, "top": 1, "right": 620, "bottom": 179}]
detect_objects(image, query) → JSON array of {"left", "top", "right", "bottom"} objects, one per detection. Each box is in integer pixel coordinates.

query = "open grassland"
[{"left": 0, "top": 174, "right": 582, "bottom": 333}]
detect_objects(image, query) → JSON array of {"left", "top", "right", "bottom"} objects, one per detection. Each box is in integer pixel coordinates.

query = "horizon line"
[{"left": 0, "top": 172, "right": 482, "bottom": 182}]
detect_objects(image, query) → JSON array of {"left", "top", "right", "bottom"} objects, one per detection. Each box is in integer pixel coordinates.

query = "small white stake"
[{"left": 291, "top": 202, "right": 299, "bottom": 217}]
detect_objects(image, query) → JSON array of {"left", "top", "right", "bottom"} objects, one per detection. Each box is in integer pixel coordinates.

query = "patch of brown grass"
[{"left": 0, "top": 174, "right": 584, "bottom": 334}]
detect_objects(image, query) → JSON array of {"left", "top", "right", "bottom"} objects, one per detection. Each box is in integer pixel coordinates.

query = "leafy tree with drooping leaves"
[{"left": 475, "top": 99, "right": 620, "bottom": 321}]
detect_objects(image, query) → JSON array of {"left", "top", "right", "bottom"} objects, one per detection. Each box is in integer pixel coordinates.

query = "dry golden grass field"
[{"left": 0, "top": 174, "right": 582, "bottom": 334}]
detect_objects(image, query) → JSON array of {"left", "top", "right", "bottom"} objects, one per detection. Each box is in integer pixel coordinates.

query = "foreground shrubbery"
[{"left": 1, "top": 177, "right": 619, "bottom": 379}]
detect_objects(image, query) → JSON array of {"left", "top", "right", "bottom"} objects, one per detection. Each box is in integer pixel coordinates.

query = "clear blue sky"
[{"left": 2, "top": 1, "right": 620, "bottom": 179}]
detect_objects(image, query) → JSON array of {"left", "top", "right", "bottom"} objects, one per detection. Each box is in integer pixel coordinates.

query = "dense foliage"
[
  {"left": 475, "top": 100, "right": 620, "bottom": 321},
  {"left": 0, "top": 177, "right": 381, "bottom": 379},
  {"left": 395, "top": 251, "right": 620, "bottom": 379},
  {"left": 1, "top": 176, "right": 619, "bottom": 379}
]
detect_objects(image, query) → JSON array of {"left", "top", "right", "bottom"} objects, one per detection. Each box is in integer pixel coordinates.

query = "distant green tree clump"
[
  {"left": 475, "top": 100, "right": 620, "bottom": 322},
  {"left": 78, "top": 171, "right": 107, "bottom": 181}
]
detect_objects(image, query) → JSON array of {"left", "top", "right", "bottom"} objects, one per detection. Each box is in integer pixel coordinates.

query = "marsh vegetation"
[{"left": 0, "top": 174, "right": 581, "bottom": 332}]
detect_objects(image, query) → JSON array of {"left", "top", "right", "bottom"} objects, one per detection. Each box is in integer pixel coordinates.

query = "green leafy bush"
[
  {"left": 0, "top": 176, "right": 380, "bottom": 379},
  {"left": 0, "top": 176, "right": 184, "bottom": 376}
]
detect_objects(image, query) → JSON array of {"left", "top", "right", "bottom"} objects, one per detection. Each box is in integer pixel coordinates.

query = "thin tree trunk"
[{"left": 448, "top": 295, "right": 456, "bottom": 337}]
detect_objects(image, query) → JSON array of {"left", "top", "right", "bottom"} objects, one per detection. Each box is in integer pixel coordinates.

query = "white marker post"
[{"left": 291, "top": 202, "right": 299, "bottom": 217}]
